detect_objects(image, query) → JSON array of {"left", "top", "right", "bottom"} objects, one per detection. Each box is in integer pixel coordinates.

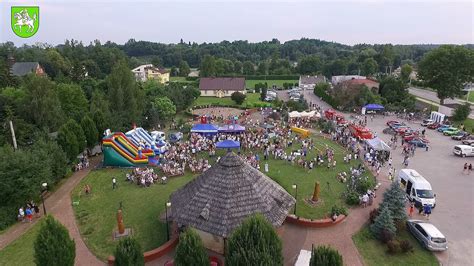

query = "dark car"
[
  {"left": 461, "top": 138, "right": 474, "bottom": 146},
  {"left": 451, "top": 131, "right": 470, "bottom": 140},
  {"left": 409, "top": 138, "right": 429, "bottom": 148}
]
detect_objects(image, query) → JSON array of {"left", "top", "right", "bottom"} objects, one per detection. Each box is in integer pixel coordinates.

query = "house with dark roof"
[
  {"left": 342, "top": 78, "right": 380, "bottom": 91},
  {"left": 199, "top": 77, "right": 246, "bottom": 98},
  {"left": 298, "top": 75, "right": 327, "bottom": 90},
  {"left": 170, "top": 152, "right": 294, "bottom": 253},
  {"left": 10, "top": 62, "right": 45, "bottom": 77}
]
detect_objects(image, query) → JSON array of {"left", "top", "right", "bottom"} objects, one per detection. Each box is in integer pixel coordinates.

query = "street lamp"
[
  {"left": 165, "top": 202, "right": 171, "bottom": 241},
  {"left": 41, "top": 182, "right": 48, "bottom": 216},
  {"left": 292, "top": 184, "right": 298, "bottom": 216}
]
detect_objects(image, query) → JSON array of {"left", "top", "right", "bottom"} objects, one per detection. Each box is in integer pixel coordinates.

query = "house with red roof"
[{"left": 199, "top": 77, "right": 246, "bottom": 98}]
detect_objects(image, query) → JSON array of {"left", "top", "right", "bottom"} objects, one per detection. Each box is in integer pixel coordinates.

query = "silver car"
[{"left": 407, "top": 220, "right": 448, "bottom": 251}]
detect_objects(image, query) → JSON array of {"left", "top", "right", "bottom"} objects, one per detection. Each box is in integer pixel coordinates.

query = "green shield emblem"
[{"left": 11, "top": 6, "right": 40, "bottom": 38}]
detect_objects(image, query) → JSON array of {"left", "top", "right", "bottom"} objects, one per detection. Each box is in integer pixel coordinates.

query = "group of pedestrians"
[
  {"left": 18, "top": 201, "right": 40, "bottom": 222},
  {"left": 463, "top": 163, "right": 473, "bottom": 174}
]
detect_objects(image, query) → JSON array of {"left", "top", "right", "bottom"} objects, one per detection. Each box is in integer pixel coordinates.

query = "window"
[{"left": 414, "top": 224, "right": 429, "bottom": 238}]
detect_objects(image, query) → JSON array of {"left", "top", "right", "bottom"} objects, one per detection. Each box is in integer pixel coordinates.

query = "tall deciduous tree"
[
  {"left": 34, "top": 216, "right": 75, "bottom": 266},
  {"left": 361, "top": 58, "right": 378, "bottom": 76},
  {"left": 56, "top": 83, "right": 89, "bottom": 122},
  {"left": 178, "top": 60, "right": 191, "bottom": 77},
  {"left": 23, "top": 76, "right": 64, "bottom": 131},
  {"left": 231, "top": 91, "right": 246, "bottom": 105},
  {"left": 298, "top": 55, "right": 322, "bottom": 74},
  {"left": 200, "top": 55, "right": 216, "bottom": 77},
  {"left": 114, "top": 237, "right": 144, "bottom": 266},
  {"left": 174, "top": 229, "right": 209, "bottom": 266},
  {"left": 151, "top": 96, "right": 176, "bottom": 124},
  {"left": 226, "top": 214, "right": 283, "bottom": 266},
  {"left": 242, "top": 61, "right": 255, "bottom": 75},
  {"left": 57, "top": 119, "right": 86, "bottom": 161},
  {"left": 418, "top": 45, "right": 474, "bottom": 105},
  {"left": 400, "top": 64, "right": 413, "bottom": 83},
  {"left": 107, "top": 61, "right": 143, "bottom": 130},
  {"left": 81, "top": 115, "right": 98, "bottom": 148}
]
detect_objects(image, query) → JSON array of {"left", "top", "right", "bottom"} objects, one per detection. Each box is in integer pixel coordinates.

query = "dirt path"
[{"left": 0, "top": 156, "right": 104, "bottom": 266}]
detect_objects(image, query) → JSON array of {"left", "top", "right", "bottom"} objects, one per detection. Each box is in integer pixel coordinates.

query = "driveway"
[{"left": 408, "top": 87, "right": 474, "bottom": 118}]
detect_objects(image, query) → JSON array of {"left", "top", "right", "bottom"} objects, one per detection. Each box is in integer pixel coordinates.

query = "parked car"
[
  {"left": 427, "top": 123, "right": 440, "bottom": 129},
  {"left": 443, "top": 127, "right": 460, "bottom": 136},
  {"left": 409, "top": 138, "right": 429, "bottom": 148},
  {"left": 387, "top": 120, "right": 402, "bottom": 127},
  {"left": 421, "top": 119, "right": 435, "bottom": 127},
  {"left": 461, "top": 136, "right": 474, "bottom": 145},
  {"left": 395, "top": 126, "right": 412, "bottom": 134},
  {"left": 406, "top": 220, "right": 448, "bottom": 251},
  {"left": 404, "top": 133, "right": 421, "bottom": 142},
  {"left": 451, "top": 131, "right": 470, "bottom": 140},
  {"left": 436, "top": 125, "right": 451, "bottom": 132},
  {"left": 453, "top": 145, "right": 474, "bottom": 157}
]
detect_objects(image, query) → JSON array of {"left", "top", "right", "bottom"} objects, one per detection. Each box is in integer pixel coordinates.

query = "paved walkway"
[{"left": 0, "top": 156, "right": 104, "bottom": 266}]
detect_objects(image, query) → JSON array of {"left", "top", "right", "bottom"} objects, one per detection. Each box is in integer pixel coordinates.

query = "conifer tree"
[
  {"left": 380, "top": 181, "right": 407, "bottom": 222},
  {"left": 370, "top": 205, "right": 396, "bottom": 239},
  {"left": 310, "top": 245, "right": 343, "bottom": 266},
  {"left": 34, "top": 216, "right": 75, "bottom": 266},
  {"left": 114, "top": 237, "right": 144, "bottom": 266},
  {"left": 174, "top": 228, "right": 209, "bottom": 266}
]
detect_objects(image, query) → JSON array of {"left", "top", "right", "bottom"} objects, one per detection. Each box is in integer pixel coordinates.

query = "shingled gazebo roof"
[{"left": 170, "top": 152, "right": 295, "bottom": 238}]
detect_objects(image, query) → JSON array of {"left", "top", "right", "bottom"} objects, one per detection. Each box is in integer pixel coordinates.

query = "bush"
[
  {"left": 379, "top": 229, "right": 394, "bottom": 244},
  {"left": 395, "top": 220, "right": 406, "bottom": 232},
  {"left": 369, "top": 208, "right": 379, "bottom": 224},
  {"left": 114, "top": 237, "right": 144, "bottom": 266},
  {"left": 175, "top": 228, "right": 209, "bottom": 266},
  {"left": 226, "top": 214, "right": 283, "bottom": 266},
  {"left": 34, "top": 216, "right": 75, "bottom": 266},
  {"left": 331, "top": 205, "right": 348, "bottom": 216},
  {"left": 356, "top": 177, "right": 375, "bottom": 195},
  {"left": 310, "top": 245, "right": 343, "bottom": 266},
  {"left": 345, "top": 190, "right": 360, "bottom": 205},
  {"left": 399, "top": 239, "right": 414, "bottom": 253},
  {"left": 231, "top": 91, "right": 246, "bottom": 105},
  {"left": 387, "top": 240, "right": 400, "bottom": 254},
  {"left": 452, "top": 103, "right": 471, "bottom": 122}
]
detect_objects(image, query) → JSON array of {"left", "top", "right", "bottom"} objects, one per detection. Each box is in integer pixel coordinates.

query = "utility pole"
[{"left": 9, "top": 120, "right": 17, "bottom": 151}]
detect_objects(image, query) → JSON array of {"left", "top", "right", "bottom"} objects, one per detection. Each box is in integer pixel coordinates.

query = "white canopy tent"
[
  {"left": 289, "top": 110, "right": 321, "bottom": 118},
  {"left": 366, "top": 137, "right": 391, "bottom": 151},
  {"left": 289, "top": 111, "right": 301, "bottom": 118}
]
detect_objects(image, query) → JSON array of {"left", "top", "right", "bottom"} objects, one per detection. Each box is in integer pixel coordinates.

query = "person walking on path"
[
  {"left": 25, "top": 207, "right": 32, "bottom": 222},
  {"left": 469, "top": 163, "right": 473, "bottom": 174},
  {"left": 409, "top": 203, "right": 415, "bottom": 217},
  {"left": 464, "top": 163, "right": 468, "bottom": 174},
  {"left": 112, "top": 177, "right": 117, "bottom": 190},
  {"left": 423, "top": 204, "right": 432, "bottom": 220}
]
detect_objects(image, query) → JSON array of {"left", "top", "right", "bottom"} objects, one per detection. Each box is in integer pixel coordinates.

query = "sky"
[{"left": 1, "top": 0, "right": 473, "bottom": 46}]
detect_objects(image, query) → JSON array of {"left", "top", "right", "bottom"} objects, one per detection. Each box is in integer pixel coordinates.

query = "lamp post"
[
  {"left": 165, "top": 202, "right": 171, "bottom": 241},
  {"left": 292, "top": 184, "right": 298, "bottom": 216},
  {"left": 41, "top": 182, "right": 48, "bottom": 216}
]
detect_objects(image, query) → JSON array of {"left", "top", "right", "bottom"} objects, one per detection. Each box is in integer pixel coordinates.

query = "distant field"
[
  {"left": 245, "top": 80, "right": 298, "bottom": 89},
  {"left": 169, "top": 77, "right": 196, "bottom": 83}
]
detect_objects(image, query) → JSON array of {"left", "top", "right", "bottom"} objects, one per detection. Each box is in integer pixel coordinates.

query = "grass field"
[
  {"left": 353, "top": 227, "right": 439, "bottom": 266},
  {"left": 169, "top": 77, "right": 196, "bottom": 83},
  {"left": 0, "top": 220, "right": 42, "bottom": 266},
  {"left": 72, "top": 170, "right": 195, "bottom": 261},
  {"left": 453, "top": 118, "right": 474, "bottom": 134},
  {"left": 193, "top": 93, "right": 270, "bottom": 107},
  {"left": 245, "top": 79, "right": 298, "bottom": 89}
]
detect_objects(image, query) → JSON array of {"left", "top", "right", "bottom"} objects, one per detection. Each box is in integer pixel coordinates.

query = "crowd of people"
[
  {"left": 126, "top": 167, "right": 161, "bottom": 187},
  {"left": 18, "top": 200, "right": 40, "bottom": 222}
]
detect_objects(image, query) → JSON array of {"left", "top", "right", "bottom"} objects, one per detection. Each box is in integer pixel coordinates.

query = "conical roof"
[{"left": 170, "top": 152, "right": 295, "bottom": 237}]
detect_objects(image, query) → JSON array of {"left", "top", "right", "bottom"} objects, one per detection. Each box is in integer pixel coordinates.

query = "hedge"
[{"left": 193, "top": 75, "right": 299, "bottom": 80}]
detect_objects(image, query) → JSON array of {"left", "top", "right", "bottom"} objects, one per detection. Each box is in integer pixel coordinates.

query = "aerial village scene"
[{"left": 0, "top": 0, "right": 473, "bottom": 265}]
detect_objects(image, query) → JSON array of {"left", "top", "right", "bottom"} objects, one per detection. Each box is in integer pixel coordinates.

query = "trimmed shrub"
[
  {"left": 34, "top": 215, "right": 75, "bottom": 266},
  {"left": 114, "top": 237, "right": 144, "bottom": 266},
  {"left": 231, "top": 91, "right": 246, "bottom": 105},
  {"left": 387, "top": 240, "right": 400, "bottom": 254},
  {"left": 399, "top": 239, "right": 414, "bottom": 253},
  {"left": 369, "top": 208, "right": 379, "bottom": 224},
  {"left": 379, "top": 229, "right": 394, "bottom": 244},
  {"left": 175, "top": 228, "right": 209, "bottom": 266},
  {"left": 331, "top": 205, "right": 348, "bottom": 216},
  {"left": 310, "top": 245, "right": 343, "bottom": 266},
  {"left": 226, "top": 214, "right": 283, "bottom": 266},
  {"left": 345, "top": 190, "right": 360, "bottom": 205}
]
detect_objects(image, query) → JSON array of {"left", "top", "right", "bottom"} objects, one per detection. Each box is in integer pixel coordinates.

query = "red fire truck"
[
  {"left": 349, "top": 124, "right": 373, "bottom": 139},
  {"left": 324, "top": 109, "right": 347, "bottom": 125}
]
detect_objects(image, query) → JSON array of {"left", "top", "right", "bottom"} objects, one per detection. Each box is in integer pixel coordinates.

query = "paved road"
[{"left": 408, "top": 87, "right": 474, "bottom": 119}]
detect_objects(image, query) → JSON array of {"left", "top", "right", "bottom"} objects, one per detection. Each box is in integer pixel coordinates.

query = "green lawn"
[
  {"left": 71, "top": 169, "right": 195, "bottom": 261},
  {"left": 353, "top": 227, "right": 439, "bottom": 266},
  {"left": 453, "top": 118, "right": 474, "bottom": 134},
  {"left": 245, "top": 79, "right": 298, "bottom": 89},
  {"left": 193, "top": 93, "right": 270, "bottom": 108},
  {"left": 71, "top": 133, "right": 367, "bottom": 260},
  {"left": 0, "top": 220, "right": 42, "bottom": 266},
  {"left": 169, "top": 77, "right": 196, "bottom": 83}
]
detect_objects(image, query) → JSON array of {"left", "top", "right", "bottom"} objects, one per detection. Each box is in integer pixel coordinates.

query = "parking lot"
[{"left": 367, "top": 115, "right": 474, "bottom": 266}]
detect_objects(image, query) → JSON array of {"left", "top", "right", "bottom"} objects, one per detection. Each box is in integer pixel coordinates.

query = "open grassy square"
[
  {"left": 245, "top": 80, "right": 298, "bottom": 89},
  {"left": 353, "top": 227, "right": 439, "bottom": 266},
  {"left": 193, "top": 93, "right": 270, "bottom": 107}
]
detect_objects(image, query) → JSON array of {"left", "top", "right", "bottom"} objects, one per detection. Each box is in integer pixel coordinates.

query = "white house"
[
  {"left": 331, "top": 75, "right": 366, "bottom": 85},
  {"left": 131, "top": 64, "right": 170, "bottom": 83},
  {"left": 199, "top": 77, "right": 246, "bottom": 98},
  {"left": 298, "top": 75, "right": 327, "bottom": 90}
]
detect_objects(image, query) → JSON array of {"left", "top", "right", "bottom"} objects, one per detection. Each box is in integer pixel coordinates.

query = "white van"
[
  {"left": 453, "top": 145, "right": 474, "bottom": 157},
  {"left": 398, "top": 169, "right": 436, "bottom": 208}
]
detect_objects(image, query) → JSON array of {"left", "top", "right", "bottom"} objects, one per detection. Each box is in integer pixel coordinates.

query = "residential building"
[
  {"left": 298, "top": 75, "right": 327, "bottom": 90},
  {"left": 342, "top": 78, "right": 380, "bottom": 91},
  {"left": 199, "top": 77, "right": 246, "bottom": 98},
  {"left": 131, "top": 64, "right": 170, "bottom": 83},
  {"left": 10, "top": 62, "right": 45, "bottom": 77},
  {"left": 331, "top": 75, "right": 366, "bottom": 85}
]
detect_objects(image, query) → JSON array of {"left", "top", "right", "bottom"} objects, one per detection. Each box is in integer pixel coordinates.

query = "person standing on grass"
[
  {"left": 264, "top": 162, "right": 269, "bottom": 173},
  {"left": 112, "top": 177, "right": 117, "bottom": 190}
]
